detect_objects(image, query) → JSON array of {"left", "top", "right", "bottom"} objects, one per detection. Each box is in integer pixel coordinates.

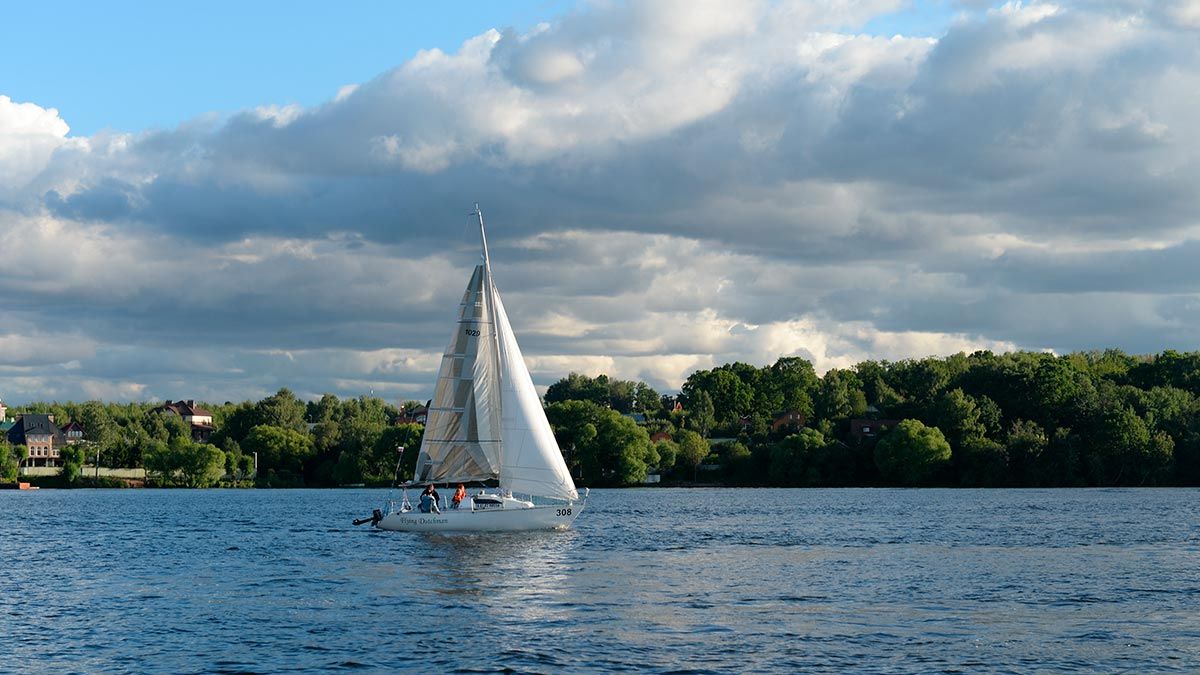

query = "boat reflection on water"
[{"left": 413, "top": 530, "right": 578, "bottom": 607}]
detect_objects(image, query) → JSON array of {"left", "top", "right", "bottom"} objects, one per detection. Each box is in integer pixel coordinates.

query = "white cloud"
[
  {"left": 0, "top": 95, "right": 79, "bottom": 197},
  {"left": 2, "top": 0, "right": 1200, "bottom": 404}
]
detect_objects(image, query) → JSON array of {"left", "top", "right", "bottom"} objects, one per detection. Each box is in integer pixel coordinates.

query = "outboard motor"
[{"left": 353, "top": 508, "right": 384, "bottom": 527}]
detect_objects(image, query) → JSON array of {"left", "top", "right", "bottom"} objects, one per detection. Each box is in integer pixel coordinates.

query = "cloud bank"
[{"left": 2, "top": 0, "right": 1199, "bottom": 404}]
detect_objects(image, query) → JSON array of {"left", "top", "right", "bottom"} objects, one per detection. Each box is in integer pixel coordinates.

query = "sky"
[{"left": 3, "top": 0, "right": 1200, "bottom": 406}]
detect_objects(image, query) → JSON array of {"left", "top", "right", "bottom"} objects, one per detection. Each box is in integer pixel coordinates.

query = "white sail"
[
  {"left": 412, "top": 206, "right": 577, "bottom": 502},
  {"left": 371, "top": 205, "right": 584, "bottom": 532},
  {"left": 413, "top": 264, "right": 503, "bottom": 484},
  {"left": 492, "top": 283, "right": 580, "bottom": 502}
]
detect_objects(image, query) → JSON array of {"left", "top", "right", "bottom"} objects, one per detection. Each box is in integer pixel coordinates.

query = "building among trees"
[
  {"left": 394, "top": 402, "right": 429, "bottom": 425},
  {"left": 6, "top": 414, "right": 68, "bottom": 467},
  {"left": 849, "top": 419, "right": 902, "bottom": 443},
  {"left": 150, "top": 400, "right": 215, "bottom": 442},
  {"left": 771, "top": 410, "right": 807, "bottom": 433}
]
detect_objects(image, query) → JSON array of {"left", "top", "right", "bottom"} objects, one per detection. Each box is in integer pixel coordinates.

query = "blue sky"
[
  {"left": 0, "top": 0, "right": 574, "bottom": 135},
  {"left": 863, "top": 0, "right": 964, "bottom": 37},
  {"left": 1, "top": 0, "right": 962, "bottom": 136}
]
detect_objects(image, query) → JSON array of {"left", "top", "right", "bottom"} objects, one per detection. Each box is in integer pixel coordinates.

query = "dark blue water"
[{"left": 2, "top": 488, "right": 1197, "bottom": 673}]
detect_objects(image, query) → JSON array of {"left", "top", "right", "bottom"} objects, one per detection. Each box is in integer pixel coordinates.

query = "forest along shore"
[{"left": 3, "top": 349, "right": 1198, "bottom": 489}]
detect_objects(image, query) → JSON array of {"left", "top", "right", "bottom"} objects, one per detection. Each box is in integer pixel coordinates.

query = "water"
[{"left": 1, "top": 488, "right": 1197, "bottom": 673}]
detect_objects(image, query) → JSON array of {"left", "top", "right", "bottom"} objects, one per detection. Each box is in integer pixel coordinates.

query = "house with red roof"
[{"left": 151, "top": 400, "right": 215, "bottom": 442}]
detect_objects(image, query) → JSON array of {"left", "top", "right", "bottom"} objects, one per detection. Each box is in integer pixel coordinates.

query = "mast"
[
  {"left": 477, "top": 203, "right": 506, "bottom": 484},
  {"left": 475, "top": 203, "right": 491, "bottom": 272}
]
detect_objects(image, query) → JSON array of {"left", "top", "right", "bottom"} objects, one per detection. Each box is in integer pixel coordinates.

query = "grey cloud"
[
  {"left": 5, "top": 1, "right": 1200, "bottom": 403},
  {"left": 963, "top": 240, "right": 1200, "bottom": 295}
]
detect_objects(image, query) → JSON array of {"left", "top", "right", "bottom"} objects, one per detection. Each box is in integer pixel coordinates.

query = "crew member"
[
  {"left": 419, "top": 484, "right": 441, "bottom": 513},
  {"left": 452, "top": 484, "right": 467, "bottom": 509}
]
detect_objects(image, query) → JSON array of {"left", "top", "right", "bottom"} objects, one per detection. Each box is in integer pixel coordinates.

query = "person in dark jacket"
[{"left": 419, "top": 484, "right": 441, "bottom": 513}]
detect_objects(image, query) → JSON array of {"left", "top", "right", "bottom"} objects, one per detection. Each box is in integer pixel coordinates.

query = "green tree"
[
  {"left": 172, "top": 439, "right": 226, "bottom": 488},
  {"left": 255, "top": 388, "right": 309, "bottom": 434},
  {"left": 1028, "top": 358, "right": 1080, "bottom": 427},
  {"left": 675, "top": 429, "right": 709, "bottom": 480},
  {"left": 815, "top": 369, "right": 867, "bottom": 422},
  {"left": 547, "top": 402, "right": 658, "bottom": 486},
  {"left": 716, "top": 441, "right": 755, "bottom": 485},
  {"left": 163, "top": 412, "right": 192, "bottom": 442},
  {"left": 874, "top": 419, "right": 952, "bottom": 486},
  {"left": 546, "top": 400, "right": 601, "bottom": 479},
  {"left": 142, "top": 440, "right": 172, "bottom": 484},
  {"left": 371, "top": 424, "right": 424, "bottom": 483},
  {"left": 242, "top": 425, "right": 315, "bottom": 481},
  {"left": 1037, "top": 427, "right": 1083, "bottom": 486},
  {"left": 142, "top": 412, "right": 171, "bottom": 443},
  {"left": 935, "top": 388, "right": 986, "bottom": 450},
  {"left": 212, "top": 401, "right": 258, "bottom": 446},
  {"left": 142, "top": 438, "right": 225, "bottom": 487},
  {"left": 545, "top": 372, "right": 609, "bottom": 407},
  {"left": 606, "top": 378, "right": 638, "bottom": 413},
  {"left": 577, "top": 409, "right": 655, "bottom": 486},
  {"left": 687, "top": 390, "right": 716, "bottom": 436},
  {"left": 332, "top": 450, "right": 367, "bottom": 486},
  {"left": 769, "top": 427, "right": 827, "bottom": 486},
  {"left": 1006, "top": 420, "right": 1047, "bottom": 486},
  {"left": 653, "top": 439, "right": 679, "bottom": 474},
  {"left": 768, "top": 357, "right": 818, "bottom": 417},
  {"left": 310, "top": 393, "right": 341, "bottom": 423},
  {"left": 633, "top": 382, "right": 661, "bottom": 415},
  {"left": 892, "top": 358, "right": 951, "bottom": 406},
  {"left": 0, "top": 442, "right": 29, "bottom": 483},
  {"left": 60, "top": 444, "right": 87, "bottom": 483},
  {"left": 79, "top": 401, "right": 116, "bottom": 448},
  {"left": 1172, "top": 432, "right": 1200, "bottom": 485},
  {"left": 337, "top": 416, "right": 384, "bottom": 458},
  {"left": 957, "top": 437, "right": 1008, "bottom": 487},
  {"left": 975, "top": 395, "right": 1004, "bottom": 438},
  {"left": 681, "top": 368, "right": 753, "bottom": 430},
  {"left": 768, "top": 429, "right": 856, "bottom": 487}
]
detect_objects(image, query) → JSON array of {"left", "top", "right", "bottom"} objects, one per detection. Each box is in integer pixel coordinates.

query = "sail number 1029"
[
  {"left": 556, "top": 508, "right": 572, "bottom": 517},
  {"left": 464, "top": 328, "right": 480, "bottom": 337}
]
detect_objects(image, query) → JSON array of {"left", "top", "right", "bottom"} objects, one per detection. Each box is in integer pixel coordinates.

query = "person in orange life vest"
[{"left": 452, "top": 484, "right": 467, "bottom": 509}]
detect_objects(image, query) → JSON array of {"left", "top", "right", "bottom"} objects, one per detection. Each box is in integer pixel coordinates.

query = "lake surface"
[{"left": 1, "top": 488, "right": 1197, "bottom": 673}]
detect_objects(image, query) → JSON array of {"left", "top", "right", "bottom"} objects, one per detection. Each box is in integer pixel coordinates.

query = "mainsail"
[
  {"left": 413, "top": 264, "right": 503, "bottom": 484},
  {"left": 412, "top": 208, "right": 579, "bottom": 502}
]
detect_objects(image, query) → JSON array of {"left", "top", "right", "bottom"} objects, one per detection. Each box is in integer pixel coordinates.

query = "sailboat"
[{"left": 372, "top": 206, "right": 585, "bottom": 532}]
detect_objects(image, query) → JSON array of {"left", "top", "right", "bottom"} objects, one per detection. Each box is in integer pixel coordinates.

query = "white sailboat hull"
[{"left": 376, "top": 502, "right": 584, "bottom": 532}]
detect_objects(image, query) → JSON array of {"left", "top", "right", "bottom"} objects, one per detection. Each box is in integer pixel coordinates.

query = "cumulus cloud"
[
  {"left": 2, "top": 0, "right": 1200, "bottom": 404},
  {"left": 0, "top": 96, "right": 78, "bottom": 199}
]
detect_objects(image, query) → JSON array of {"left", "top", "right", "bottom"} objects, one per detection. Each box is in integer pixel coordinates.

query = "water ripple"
[{"left": 1, "top": 488, "right": 1198, "bottom": 672}]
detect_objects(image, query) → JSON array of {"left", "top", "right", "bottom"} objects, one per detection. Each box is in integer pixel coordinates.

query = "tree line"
[
  {"left": 627, "top": 349, "right": 1200, "bottom": 487},
  {"left": 4, "top": 348, "right": 1199, "bottom": 488},
  {"left": 1, "top": 392, "right": 422, "bottom": 488}
]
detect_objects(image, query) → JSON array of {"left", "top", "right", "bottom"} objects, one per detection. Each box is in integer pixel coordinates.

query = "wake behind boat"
[{"left": 360, "top": 205, "right": 585, "bottom": 532}]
